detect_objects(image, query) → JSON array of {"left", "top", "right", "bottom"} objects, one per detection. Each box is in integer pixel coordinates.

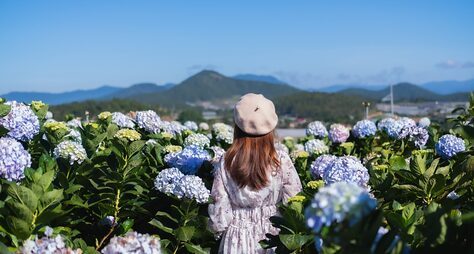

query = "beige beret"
[{"left": 233, "top": 93, "right": 278, "bottom": 135}]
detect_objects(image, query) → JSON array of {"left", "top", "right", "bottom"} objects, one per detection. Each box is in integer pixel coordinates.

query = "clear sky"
[{"left": 1, "top": 0, "right": 473, "bottom": 94}]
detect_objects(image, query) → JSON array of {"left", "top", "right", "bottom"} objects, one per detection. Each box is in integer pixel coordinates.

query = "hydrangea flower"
[
  {"left": 377, "top": 118, "right": 396, "bottom": 132},
  {"left": 0, "top": 137, "right": 31, "bottom": 181},
  {"left": 447, "top": 191, "right": 460, "bottom": 200},
  {"left": 306, "top": 121, "right": 328, "bottom": 138},
  {"left": 0, "top": 101, "right": 40, "bottom": 141},
  {"left": 328, "top": 124, "right": 350, "bottom": 143},
  {"left": 45, "top": 111, "right": 53, "bottom": 119},
  {"left": 290, "top": 150, "right": 309, "bottom": 162},
  {"left": 184, "top": 133, "right": 210, "bottom": 148},
  {"left": 304, "top": 139, "right": 329, "bottom": 155},
  {"left": 135, "top": 110, "right": 161, "bottom": 134},
  {"left": 98, "top": 111, "right": 112, "bottom": 120},
  {"left": 352, "top": 120, "right": 376, "bottom": 138},
  {"left": 101, "top": 231, "right": 161, "bottom": 254},
  {"left": 154, "top": 167, "right": 210, "bottom": 203},
  {"left": 212, "top": 123, "right": 234, "bottom": 144},
  {"left": 112, "top": 112, "right": 135, "bottom": 129},
  {"left": 435, "top": 134, "right": 465, "bottom": 159},
  {"left": 53, "top": 140, "right": 87, "bottom": 165},
  {"left": 199, "top": 122, "right": 209, "bottom": 131},
  {"left": 114, "top": 129, "right": 141, "bottom": 141},
  {"left": 174, "top": 175, "right": 211, "bottom": 203},
  {"left": 65, "top": 129, "right": 82, "bottom": 143},
  {"left": 99, "top": 216, "right": 117, "bottom": 227},
  {"left": 305, "top": 182, "right": 376, "bottom": 233},
  {"left": 287, "top": 195, "right": 306, "bottom": 203},
  {"left": 160, "top": 121, "right": 186, "bottom": 136},
  {"left": 30, "top": 100, "right": 46, "bottom": 111},
  {"left": 384, "top": 117, "right": 416, "bottom": 139},
  {"left": 164, "top": 145, "right": 183, "bottom": 154},
  {"left": 44, "top": 120, "right": 68, "bottom": 132},
  {"left": 19, "top": 228, "right": 81, "bottom": 254},
  {"left": 418, "top": 117, "right": 431, "bottom": 128},
  {"left": 67, "top": 119, "right": 82, "bottom": 129},
  {"left": 311, "top": 155, "right": 369, "bottom": 189},
  {"left": 310, "top": 155, "right": 337, "bottom": 179},
  {"left": 184, "top": 121, "right": 198, "bottom": 131},
  {"left": 307, "top": 180, "right": 324, "bottom": 190},
  {"left": 409, "top": 126, "right": 429, "bottom": 148},
  {"left": 164, "top": 146, "right": 211, "bottom": 174},
  {"left": 294, "top": 143, "right": 305, "bottom": 152}
]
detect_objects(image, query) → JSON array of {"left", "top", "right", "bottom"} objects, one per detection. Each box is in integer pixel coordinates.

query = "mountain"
[
  {"left": 421, "top": 79, "right": 474, "bottom": 95},
  {"left": 317, "top": 84, "right": 385, "bottom": 93},
  {"left": 105, "top": 83, "right": 174, "bottom": 99},
  {"left": 338, "top": 83, "right": 469, "bottom": 102},
  {"left": 233, "top": 74, "right": 286, "bottom": 85},
  {"left": 2, "top": 86, "right": 122, "bottom": 105},
  {"left": 130, "top": 70, "right": 301, "bottom": 106}
]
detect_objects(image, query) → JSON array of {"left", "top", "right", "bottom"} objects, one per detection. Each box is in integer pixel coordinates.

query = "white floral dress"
[{"left": 208, "top": 151, "right": 302, "bottom": 254}]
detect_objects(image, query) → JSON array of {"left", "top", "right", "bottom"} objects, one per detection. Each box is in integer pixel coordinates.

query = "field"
[{"left": 0, "top": 96, "right": 473, "bottom": 254}]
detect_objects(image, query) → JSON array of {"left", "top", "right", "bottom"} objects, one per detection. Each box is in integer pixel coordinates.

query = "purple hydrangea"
[
  {"left": 154, "top": 167, "right": 210, "bottom": 203},
  {"left": 385, "top": 117, "right": 416, "bottom": 139},
  {"left": 310, "top": 155, "right": 337, "bottom": 179},
  {"left": 305, "top": 182, "right": 376, "bottom": 233},
  {"left": 435, "top": 134, "right": 465, "bottom": 159},
  {"left": 101, "top": 231, "right": 161, "bottom": 254},
  {"left": 409, "top": 126, "right": 429, "bottom": 148},
  {"left": 164, "top": 146, "right": 211, "bottom": 174},
  {"left": 0, "top": 101, "right": 40, "bottom": 141},
  {"left": 112, "top": 112, "right": 135, "bottom": 129},
  {"left": 352, "top": 120, "right": 377, "bottom": 138},
  {"left": 19, "top": 228, "right": 81, "bottom": 254},
  {"left": 160, "top": 121, "right": 187, "bottom": 136},
  {"left": 135, "top": 110, "right": 161, "bottom": 133},
  {"left": 311, "top": 155, "right": 369, "bottom": 189},
  {"left": 0, "top": 137, "right": 31, "bottom": 181},
  {"left": 306, "top": 121, "right": 328, "bottom": 138},
  {"left": 328, "top": 124, "right": 350, "bottom": 143}
]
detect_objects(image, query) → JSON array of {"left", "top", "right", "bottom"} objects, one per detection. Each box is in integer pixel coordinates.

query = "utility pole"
[
  {"left": 390, "top": 83, "right": 394, "bottom": 116},
  {"left": 362, "top": 102, "right": 371, "bottom": 119}
]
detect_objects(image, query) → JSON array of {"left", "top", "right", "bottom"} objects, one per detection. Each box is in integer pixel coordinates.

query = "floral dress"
[{"left": 208, "top": 151, "right": 302, "bottom": 254}]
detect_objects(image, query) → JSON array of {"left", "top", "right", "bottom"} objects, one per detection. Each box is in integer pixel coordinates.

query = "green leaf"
[
  {"left": 0, "top": 104, "right": 11, "bottom": 117},
  {"left": 39, "top": 189, "right": 63, "bottom": 211},
  {"left": 155, "top": 211, "right": 179, "bottom": 223},
  {"left": 6, "top": 216, "right": 32, "bottom": 240},
  {"left": 389, "top": 156, "right": 407, "bottom": 171},
  {"left": 184, "top": 243, "right": 209, "bottom": 254},
  {"left": 402, "top": 203, "right": 416, "bottom": 221},
  {"left": 149, "top": 219, "right": 173, "bottom": 234},
  {"left": 279, "top": 234, "right": 313, "bottom": 251},
  {"left": 7, "top": 185, "right": 38, "bottom": 211},
  {"left": 6, "top": 201, "right": 34, "bottom": 223},
  {"left": 175, "top": 226, "right": 195, "bottom": 242},
  {"left": 37, "top": 170, "right": 55, "bottom": 191}
]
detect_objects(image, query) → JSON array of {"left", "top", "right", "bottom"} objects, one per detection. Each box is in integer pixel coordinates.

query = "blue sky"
[{"left": 1, "top": 0, "right": 473, "bottom": 94}]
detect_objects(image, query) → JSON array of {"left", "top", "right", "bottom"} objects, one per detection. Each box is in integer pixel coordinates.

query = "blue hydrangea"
[
  {"left": 312, "top": 155, "right": 370, "bottom": 189},
  {"left": 164, "top": 146, "right": 211, "bottom": 174},
  {"left": 385, "top": 117, "right": 416, "bottom": 139},
  {"left": 328, "top": 124, "right": 350, "bottom": 143},
  {"left": 306, "top": 121, "right": 328, "bottom": 138},
  {"left": 184, "top": 121, "right": 198, "bottom": 131},
  {"left": 0, "top": 101, "right": 40, "bottom": 141},
  {"left": 184, "top": 133, "right": 210, "bottom": 148},
  {"left": 305, "top": 182, "right": 376, "bottom": 233},
  {"left": 352, "top": 120, "right": 377, "bottom": 138},
  {"left": 101, "top": 231, "right": 161, "bottom": 254},
  {"left": 310, "top": 154, "right": 337, "bottom": 179},
  {"left": 435, "top": 134, "right": 465, "bottom": 159},
  {"left": 135, "top": 110, "right": 161, "bottom": 133},
  {"left": 377, "top": 118, "right": 395, "bottom": 131},
  {"left": 304, "top": 139, "right": 329, "bottom": 155},
  {"left": 0, "top": 137, "right": 31, "bottom": 181},
  {"left": 111, "top": 112, "right": 135, "bottom": 129},
  {"left": 409, "top": 126, "right": 429, "bottom": 148},
  {"left": 154, "top": 167, "right": 210, "bottom": 203},
  {"left": 160, "top": 121, "right": 187, "bottom": 136}
]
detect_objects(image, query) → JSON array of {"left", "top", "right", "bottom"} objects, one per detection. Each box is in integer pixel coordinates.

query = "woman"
[{"left": 209, "top": 93, "right": 302, "bottom": 254}]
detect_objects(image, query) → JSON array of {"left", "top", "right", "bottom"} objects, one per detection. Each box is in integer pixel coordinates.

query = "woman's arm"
[
  {"left": 208, "top": 160, "right": 233, "bottom": 238},
  {"left": 280, "top": 152, "right": 303, "bottom": 203}
]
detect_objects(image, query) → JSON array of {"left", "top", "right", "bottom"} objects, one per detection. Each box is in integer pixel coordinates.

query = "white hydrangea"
[
  {"left": 101, "top": 231, "right": 161, "bottom": 254},
  {"left": 53, "top": 140, "right": 87, "bottom": 165},
  {"left": 184, "top": 133, "right": 210, "bottom": 148},
  {"left": 212, "top": 123, "right": 233, "bottom": 144}
]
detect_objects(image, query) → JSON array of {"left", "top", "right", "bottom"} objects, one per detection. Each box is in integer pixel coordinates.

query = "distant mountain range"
[{"left": 1, "top": 71, "right": 472, "bottom": 106}]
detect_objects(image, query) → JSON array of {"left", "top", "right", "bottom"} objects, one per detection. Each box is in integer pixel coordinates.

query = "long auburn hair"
[{"left": 224, "top": 126, "right": 280, "bottom": 190}]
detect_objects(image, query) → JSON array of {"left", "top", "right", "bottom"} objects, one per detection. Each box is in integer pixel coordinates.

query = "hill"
[
  {"left": 317, "top": 84, "right": 385, "bottom": 93},
  {"left": 421, "top": 79, "right": 474, "bottom": 95},
  {"left": 105, "top": 83, "right": 174, "bottom": 99},
  {"left": 273, "top": 92, "right": 369, "bottom": 123},
  {"left": 338, "top": 83, "right": 469, "bottom": 102},
  {"left": 233, "top": 74, "right": 286, "bottom": 85},
  {"left": 129, "top": 70, "right": 301, "bottom": 106},
  {"left": 2, "top": 86, "right": 122, "bottom": 105}
]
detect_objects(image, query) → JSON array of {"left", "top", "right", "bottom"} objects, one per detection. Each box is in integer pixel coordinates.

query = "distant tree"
[{"left": 177, "top": 108, "right": 204, "bottom": 123}]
